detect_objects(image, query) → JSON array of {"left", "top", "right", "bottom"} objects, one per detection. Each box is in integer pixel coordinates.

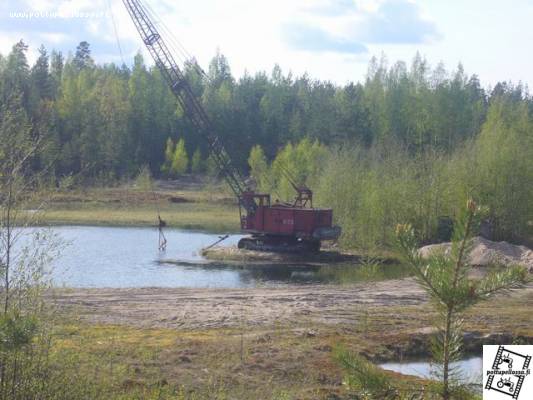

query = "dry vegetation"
[{"left": 49, "top": 281, "right": 533, "bottom": 399}]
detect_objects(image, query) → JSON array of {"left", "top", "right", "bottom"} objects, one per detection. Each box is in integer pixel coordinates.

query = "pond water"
[
  {"left": 22, "top": 226, "right": 410, "bottom": 288},
  {"left": 380, "top": 356, "right": 483, "bottom": 383}
]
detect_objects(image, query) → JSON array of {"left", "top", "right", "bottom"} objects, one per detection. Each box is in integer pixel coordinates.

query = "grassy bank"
[
  {"left": 50, "top": 288, "right": 533, "bottom": 400},
  {"left": 42, "top": 203, "right": 239, "bottom": 232},
  {"left": 33, "top": 184, "right": 241, "bottom": 233}
]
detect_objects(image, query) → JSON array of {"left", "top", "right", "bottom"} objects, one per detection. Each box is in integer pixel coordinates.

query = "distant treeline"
[
  {"left": 1, "top": 40, "right": 532, "bottom": 246},
  {"left": 1, "top": 39, "right": 529, "bottom": 181}
]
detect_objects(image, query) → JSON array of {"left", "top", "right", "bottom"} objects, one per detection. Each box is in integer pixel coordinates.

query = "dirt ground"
[
  {"left": 51, "top": 278, "right": 532, "bottom": 331},
  {"left": 50, "top": 278, "right": 533, "bottom": 399}
]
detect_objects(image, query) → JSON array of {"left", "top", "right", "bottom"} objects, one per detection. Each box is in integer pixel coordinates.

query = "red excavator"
[{"left": 122, "top": 0, "right": 341, "bottom": 252}]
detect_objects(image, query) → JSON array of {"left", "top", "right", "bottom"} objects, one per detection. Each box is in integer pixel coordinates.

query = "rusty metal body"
[
  {"left": 237, "top": 192, "right": 340, "bottom": 252},
  {"left": 240, "top": 192, "right": 334, "bottom": 238}
]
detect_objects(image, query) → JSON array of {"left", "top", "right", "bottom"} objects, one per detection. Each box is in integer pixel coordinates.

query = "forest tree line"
[
  {"left": 2, "top": 39, "right": 528, "bottom": 177},
  {"left": 1, "top": 39, "right": 532, "bottom": 246}
]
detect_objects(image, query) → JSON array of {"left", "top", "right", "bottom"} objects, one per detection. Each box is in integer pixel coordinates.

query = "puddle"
[{"left": 380, "top": 356, "right": 483, "bottom": 382}]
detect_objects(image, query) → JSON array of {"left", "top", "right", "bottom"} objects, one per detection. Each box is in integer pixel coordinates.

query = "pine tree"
[
  {"left": 396, "top": 200, "right": 527, "bottom": 399},
  {"left": 207, "top": 50, "right": 234, "bottom": 89},
  {"left": 31, "top": 45, "right": 52, "bottom": 101},
  {"left": 73, "top": 41, "right": 94, "bottom": 71},
  {"left": 50, "top": 50, "right": 63, "bottom": 98},
  {"left": 3, "top": 41, "right": 30, "bottom": 107}
]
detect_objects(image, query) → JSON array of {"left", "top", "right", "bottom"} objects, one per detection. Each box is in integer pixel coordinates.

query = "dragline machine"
[{"left": 122, "top": 0, "right": 341, "bottom": 252}]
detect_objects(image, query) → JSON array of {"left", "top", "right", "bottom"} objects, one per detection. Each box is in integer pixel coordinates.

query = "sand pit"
[{"left": 419, "top": 236, "right": 533, "bottom": 271}]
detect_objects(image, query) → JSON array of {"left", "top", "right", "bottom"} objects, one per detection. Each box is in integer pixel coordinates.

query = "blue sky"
[{"left": 1, "top": 0, "right": 533, "bottom": 88}]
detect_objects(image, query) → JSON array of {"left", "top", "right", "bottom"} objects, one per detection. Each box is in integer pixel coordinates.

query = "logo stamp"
[{"left": 484, "top": 345, "right": 532, "bottom": 399}]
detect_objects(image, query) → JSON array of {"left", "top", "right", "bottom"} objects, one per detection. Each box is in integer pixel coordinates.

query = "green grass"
[
  {"left": 41, "top": 203, "right": 240, "bottom": 233},
  {"left": 51, "top": 320, "right": 339, "bottom": 400},
  {"left": 32, "top": 186, "right": 241, "bottom": 233}
]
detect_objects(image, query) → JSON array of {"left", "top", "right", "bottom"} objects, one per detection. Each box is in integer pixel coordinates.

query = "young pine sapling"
[{"left": 395, "top": 200, "right": 528, "bottom": 399}]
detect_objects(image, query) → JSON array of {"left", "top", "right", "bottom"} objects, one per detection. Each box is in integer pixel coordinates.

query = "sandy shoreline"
[{"left": 50, "top": 279, "right": 533, "bottom": 330}]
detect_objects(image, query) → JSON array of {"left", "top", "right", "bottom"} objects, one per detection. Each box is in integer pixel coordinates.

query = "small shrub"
[
  {"left": 191, "top": 148, "right": 205, "bottom": 173},
  {"left": 58, "top": 173, "right": 76, "bottom": 191},
  {"left": 134, "top": 164, "right": 153, "bottom": 191}
]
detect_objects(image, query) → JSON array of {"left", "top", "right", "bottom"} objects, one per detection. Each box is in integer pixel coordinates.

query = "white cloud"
[
  {"left": 0, "top": 32, "right": 21, "bottom": 56},
  {"left": 0, "top": 0, "right": 532, "bottom": 87},
  {"left": 39, "top": 32, "right": 69, "bottom": 44}
]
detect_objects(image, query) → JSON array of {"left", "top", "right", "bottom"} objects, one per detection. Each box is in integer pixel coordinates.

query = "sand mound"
[{"left": 419, "top": 236, "right": 533, "bottom": 271}]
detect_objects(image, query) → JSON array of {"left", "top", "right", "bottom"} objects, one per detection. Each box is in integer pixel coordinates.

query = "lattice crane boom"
[
  {"left": 121, "top": 0, "right": 341, "bottom": 252},
  {"left": 122, "top": 0, "right": 253, "bottom": 212}
]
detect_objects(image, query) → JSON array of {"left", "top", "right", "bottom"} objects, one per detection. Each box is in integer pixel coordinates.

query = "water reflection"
[
  {"left": 380, "top": 356, "right": 483, "bottom": 383},
  {"left": 34, "top": 226, "right": 412, "bottom": 288},
  {"left": 188, "top": 261, "right": 411, "bottom": 286}
]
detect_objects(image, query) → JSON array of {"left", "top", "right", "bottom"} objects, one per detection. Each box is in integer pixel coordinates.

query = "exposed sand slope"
[{"left": 419, "top": 236, "right": 533, "bottom": 270}]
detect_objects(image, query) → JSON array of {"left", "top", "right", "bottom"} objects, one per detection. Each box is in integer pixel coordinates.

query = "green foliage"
[
  {"left": 247, "top": 144, "right": 269, "bottom": 191},
  {"left": 270, "top": 138, "right": 327, "bottom": 200},
  {"left": 468, "top": 97, "right": 533, "bottom": 240},
  {"left": 0, "top": 93, "right": 32, "bottom": 170},
  {"left": 315, "top": 143, "right": 450, "bottom": 250},
  {"left": 0, "top": 41, "right": 531, "bottom": 246},
  {"left": 0, "top": 93, "right": 68, "bottom": 398},
  {"left": 31, "top": 45, "right": 52, "bottom": 102},
  {"left": 396, "top": 201, "right": 527, "bottom": 399},
  {"left": 245, "top": 138, "right": 328, "bottom": 201},
  {"left": 58, "top": 173, "right": 77, "bottom": 191},
  {"left": 0, "top": 312, "right": 37, "bottom": 351},
  {"left": 72, "top": 41, "right": 94, "bottom": 71},
  {"left": 171, "top": 138, "right": 189, "bottom": 175},
  {"left": 134, "top": 164, "right": 152, "bottom": 191},
  {"left": 334, "top": 346, "right": 403, "bottom": 399},
  {"left": 205, "top": 154, "right": 219, "bottom": 177},
  {"left": 161, "top": 137, "right": 175, "bottom": 176},
  {"left": 191, "top": 147, "right": 204, "bottom": 173},
  {"left": 2, "top": 40, "right": 30, "bottom": 106},
  {"left": 316, "top": 96, "right": 533, "bottom": 249},
  {"left": 0, "top": 41, "right": 508, "bottom": 182}
]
